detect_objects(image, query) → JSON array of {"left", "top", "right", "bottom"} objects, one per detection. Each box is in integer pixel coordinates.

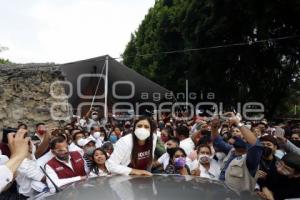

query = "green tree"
[
  {"left": 0, "top": 58, "right": 10, "bottom": 64},
  {"left": 123, "top": 0, "right": 300, "bottom": 118},
  {"left": 0, "top": 45, "right": 10, "bottom": 64}
]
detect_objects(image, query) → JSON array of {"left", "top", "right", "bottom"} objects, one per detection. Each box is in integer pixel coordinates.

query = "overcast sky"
[{"left": 0, "top": 0, "right": 155, "bottom": 64}]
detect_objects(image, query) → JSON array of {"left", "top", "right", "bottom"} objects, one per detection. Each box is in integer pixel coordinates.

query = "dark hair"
[
  {"left": 196, "top": 144, "right": 212, "bottom": 154},
  {"left": 92, "top": 148, "right": 108, "bottom": 160},
  {"left": 168, "top": 147, "right": 187, "bottom": 164},
  {"left": 162, "top": 127, "right": 174, "bottom": 137},
  {"left": 90, "top": 125, "right": 100, "bottom": 132},
  {"left": 196, "top": 131, "right": 212, "bottom": 146},
  {"left": 260, "top": 135, "right": 278, "bottom": 147},
  {"left": 101, "top": 130, "right": 108, "bottom": 141},
  {"left": 71, "top": 129, "right": 85, "bottom": 141},
  {"left": 281, "top": 152, "right": 300, "bottom": 172},
  {"left": 102, "top": 142, "right": 114, "bottom": 152},
  {"left": 100, "top": 127, "right": 108, "bottom": 138},
  {"left": 167, "top": 137, "right": 180, "bottom": 146},
  {"left": 50, "top": 136, "right": 66, "bottom": 150},
  {"left": 257, "top": 122, "right": 268, "bottom": 129},
  {"left": 220, "top": 126, "right": 228, "bottom": 134},
  {"left": 130, "top": 116, "right": 154, "bottom": 169},
  {"left": 175, "top": 126, "right": 189, "bottom": 138},
  {"left": 17, "top": 123, "right": 28, "bottom": 130},
  {"left": 36, "top": 123, "right": 45, "bottom": 129},
  {"left": 90, "top": 148, "right": 108, "bottom": 175}
]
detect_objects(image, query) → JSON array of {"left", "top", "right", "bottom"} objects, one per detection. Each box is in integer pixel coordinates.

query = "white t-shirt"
[
  {"left": 37, "top": 151, "right": 55, "bottom": 168},
  {"left": 0, "top": 155, "right": 9, "bottom": 165},
  {"left": 189, "top": 158, "right": 220, "bottom": 180},
  {"left": 199, "top": 159, "right": 220, "bottom": 180},
  {"left": 69, "top": 143, "right": 84, "bottom": 156},
  {"left": 0, "top": 165, "right": 13, "bottom": 193},
  {"left": 180, "top": 137, "right": 195, "bottom": 156},
  {"left": 16, "top": 157, "right": 45, "bottom": 197},
  {"left": 157, "top": 153, "right": 170, "bottom": 170}
]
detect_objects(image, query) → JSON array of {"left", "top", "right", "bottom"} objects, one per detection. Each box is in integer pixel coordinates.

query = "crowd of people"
[{"left": 0, "top": 110, "right": 300, "bottom": 200}]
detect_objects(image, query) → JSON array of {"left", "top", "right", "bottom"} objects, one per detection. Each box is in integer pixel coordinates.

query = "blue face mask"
[{"left": 109, "top": 135, "right": 118, "bottom": 144}]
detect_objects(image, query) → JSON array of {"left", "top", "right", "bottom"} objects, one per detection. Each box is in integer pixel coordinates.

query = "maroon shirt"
[
  {"left": 0, "top": 142, "right": 10, "bottom": 158},
  {"left": 47, "top": 151, "right": 86, "bottom": 179},
  {"left": 131, "top": 143, "right": 151, "bottom": 170}
]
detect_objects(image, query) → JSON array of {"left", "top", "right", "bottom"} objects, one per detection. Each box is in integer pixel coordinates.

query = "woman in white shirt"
[
  {"left": 89, "top": 148, "right": 109, "bottom": 177},
  {"left": 105, "top": 116, "right": 157, "bottom": 176},
  {"left": 190, "top": 144, "right": 220, "bottom": 180}
]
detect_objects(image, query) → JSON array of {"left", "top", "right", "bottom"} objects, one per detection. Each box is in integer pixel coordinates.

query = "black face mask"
[
  {"left": 166, "top": 147, "right": 175, "bottom": 155},
  {"left": 262, "top": 146, "right": 273, "bottom": 158}
]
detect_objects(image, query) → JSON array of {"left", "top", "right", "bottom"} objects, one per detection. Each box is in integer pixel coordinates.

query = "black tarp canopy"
[{"left": 58, "top": 55, "right": 171, "bottom": 117}]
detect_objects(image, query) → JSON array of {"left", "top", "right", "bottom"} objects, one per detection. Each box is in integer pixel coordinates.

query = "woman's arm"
[{"left": 105, "top": 135, "right": 134, "bottom": 175}]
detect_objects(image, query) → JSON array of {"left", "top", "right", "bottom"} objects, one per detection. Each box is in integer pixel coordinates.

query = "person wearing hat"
[
  {"left": 258, "top": 152, "right": 300, "bottom": 200},
  {"left": 80, "top": 138, "right": 97, "bottom": 170},
  {"left": 211, "top": 113, "right": 264, "bottom": 193}
]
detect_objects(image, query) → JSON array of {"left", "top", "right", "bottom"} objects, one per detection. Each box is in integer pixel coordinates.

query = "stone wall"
[{"left": 0, "top": 63, "right": 71, "bottom": 138}]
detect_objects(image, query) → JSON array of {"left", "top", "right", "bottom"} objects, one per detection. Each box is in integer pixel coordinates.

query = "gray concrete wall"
[{"left": 0, "top": 63, "right": 71, "bottom": 139}]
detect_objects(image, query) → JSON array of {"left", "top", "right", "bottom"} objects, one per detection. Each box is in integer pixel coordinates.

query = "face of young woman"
[
  {"left": 135, "top": 119, "right": 151, "bottom": 131},
  {"left": 173, "top": 150, "right": 185, "bottom": 161},
  {"left": 94, "top": 150, "right": 107, "bottom": 165}
]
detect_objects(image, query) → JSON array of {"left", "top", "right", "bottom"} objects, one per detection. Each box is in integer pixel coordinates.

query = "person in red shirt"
[{"left": 45, "top": 136, "right": 86, "bottom": 193}]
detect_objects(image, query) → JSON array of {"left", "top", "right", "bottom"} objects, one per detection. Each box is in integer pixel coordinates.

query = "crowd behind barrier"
[{"left": 0, "top": 110, "right": 300, "bottom": 200}]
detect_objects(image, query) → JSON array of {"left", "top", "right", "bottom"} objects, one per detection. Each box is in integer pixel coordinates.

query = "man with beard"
[{"left": 45, "top": 136, "right": 86, "bottom": 193}]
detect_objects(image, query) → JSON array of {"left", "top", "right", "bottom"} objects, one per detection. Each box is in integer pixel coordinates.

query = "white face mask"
[
  {"left": 92, "top": 114, "right": 98, "bottom": 120},
  {"left": 93, "top": 132, "right": 101, "bottom": 139},
  {"left": 79, "top": 119, "right": 87, "bottom": 127},
  {"left": 275, "top": 150, "right": 285, "bottom": 159},
  {"left": 198, "top": 155, "right": 212, "bottom": 164},
  {"left": 215, "top": 152, "right": 226, "bottom": 161},
  {"left": 134, "top": 128, "right": 150, "bottom": 140},
  {"left": 77, "top": 138, "right": 85, "bottom": 147},
  {"left": 99, "top": 136, "right": 105, "bottom": 141}
]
